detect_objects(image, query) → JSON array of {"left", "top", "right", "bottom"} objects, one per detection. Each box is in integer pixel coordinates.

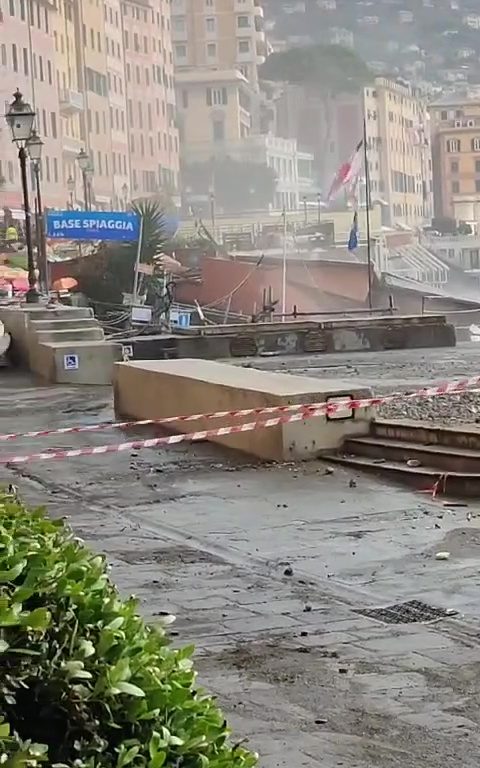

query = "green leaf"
[
  {"left": 21, "top": 607, "right": 51, "bottom": 630},
  {"left": 0, "top": 721, "right": 10, "bottom": 738},
  {"left": 149, "top": 752, "right": 166, "bottom": 768},
  {"left": 0, "top": 639, "right": 9, "bottom": 653},
  {"left": 0, "top": 559, "right": 26, "bottom": 583},
  {"left": 116, "top": 681, "right": 145, "bottom": 697}
]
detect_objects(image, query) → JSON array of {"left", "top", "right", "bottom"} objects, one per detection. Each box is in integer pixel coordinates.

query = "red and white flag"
[{"left": 327, "top": 140, "right": 363, "bottom": 201}]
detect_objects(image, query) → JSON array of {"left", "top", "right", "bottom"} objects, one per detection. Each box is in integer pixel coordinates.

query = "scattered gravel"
[{"left": 378, "top": 391, "right": 480, "bottom": 425}]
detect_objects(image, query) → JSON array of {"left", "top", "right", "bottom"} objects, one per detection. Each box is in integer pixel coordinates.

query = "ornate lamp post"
[
  {"left": 77, "top": 148, "right": 92, "bottom": 211},
  {"left": 4, "top": 89, "right": 38, "bottom": 303},
  {"left": 26, "top": 128, "right": 48, "bottom": 295}
]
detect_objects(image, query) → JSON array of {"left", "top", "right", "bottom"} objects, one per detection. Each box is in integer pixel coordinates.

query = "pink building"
[
  {"left": 123, "top": 0, "right": 179, "bottom": 201},
  {"left": 0, "top": 0, "right": 64, "bottom": 209}
]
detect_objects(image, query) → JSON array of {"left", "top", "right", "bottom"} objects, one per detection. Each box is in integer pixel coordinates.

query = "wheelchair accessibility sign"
[{"left": 63, "top": 354, "right": 79, "bottom": 371}]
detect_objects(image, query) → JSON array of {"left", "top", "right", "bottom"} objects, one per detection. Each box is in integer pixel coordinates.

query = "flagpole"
[
  {"left": 281, "top": 206, "right": 287, "bottom": 322},
  {"left": 363, "top": 117, "right": 373, "bottom": 310}
]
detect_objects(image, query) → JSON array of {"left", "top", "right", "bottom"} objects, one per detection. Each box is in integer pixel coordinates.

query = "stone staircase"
[
  {"left": 324, "top": 419, "right": 480, "bottom": 497},
  {"left": 0, "top": 305, "right": 122, "bottom": 385}
]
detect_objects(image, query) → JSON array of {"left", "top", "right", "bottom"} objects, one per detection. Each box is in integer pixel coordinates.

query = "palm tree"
[{"left": 76, "top": 200, "right": 170, "bottom": 305}]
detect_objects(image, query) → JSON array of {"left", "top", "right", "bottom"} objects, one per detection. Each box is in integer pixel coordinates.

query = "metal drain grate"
[{"left": 355, "top": 599, "right": 456, "bottom": 625}]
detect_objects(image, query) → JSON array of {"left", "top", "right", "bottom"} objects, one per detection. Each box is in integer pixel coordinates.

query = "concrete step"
[
  {"left": 343, "top": 436, "right": 480, "bottom": 473},
  {"left": 322, "top": 453, "right": 480, "bottom": 497},
  {"left": 372, "top": 419, "right": 480, "bottom": 452},
  {"left": 32, "top": 339, "right": 122, "bottom": 385},
  {"left": 34, "top": 327, "right": 105, "bottom": 344},
  {"left": 24, "top": 306, "right": 94, "bottom": 322},
  {"left": 29, "top": 317, "right": 101, "bottom": 333}
]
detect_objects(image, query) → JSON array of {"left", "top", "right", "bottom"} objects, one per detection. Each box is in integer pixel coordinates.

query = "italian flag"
[{"left": 327, "top": 140, "right": 363, "bottom": 202}]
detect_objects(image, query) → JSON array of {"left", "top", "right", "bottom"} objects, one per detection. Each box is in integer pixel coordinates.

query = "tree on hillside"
[
  {"left": 183, "top": 157, "right": 277, "bottom": 214},
  {"left": 260, "top": 44, "right": 371, "bottom": 183},
  {"left": 76, "top": 199, "right": 169, "bottom": 305}
]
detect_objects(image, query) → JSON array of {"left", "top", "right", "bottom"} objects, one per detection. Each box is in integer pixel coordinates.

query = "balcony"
[
  {"left": 61, "top": 134, "right": 82, "bottom": 157},
  {"left": 59, "top": 88, "right": 84, "bottom": 115}
]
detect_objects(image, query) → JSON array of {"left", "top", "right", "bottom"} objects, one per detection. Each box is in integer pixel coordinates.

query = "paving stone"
[{"left": 359, "top": 631, "right": 456, "bottom": 655}]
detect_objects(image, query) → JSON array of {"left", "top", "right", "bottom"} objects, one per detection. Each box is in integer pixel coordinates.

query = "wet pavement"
[{"left": 2, "top": 348, "right": 480, "bottom": 767}]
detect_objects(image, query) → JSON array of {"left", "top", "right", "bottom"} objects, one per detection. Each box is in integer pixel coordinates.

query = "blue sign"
[
  {"left": 63, "top": 354, "right": 79, "bottom": 371},
  {"left": 46, "top": 210, "right": 141, "bottom": 242},
  {"left": 170, "top": 310, "right": 191, "bottom": 328}
]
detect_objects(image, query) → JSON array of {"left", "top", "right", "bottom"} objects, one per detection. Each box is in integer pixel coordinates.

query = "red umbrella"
[
  {"left": 53, "top": 276, "right": 78, "bottom": 291},
  {"left": 10, "top": 277, "right": 29, "bottom": 292}
]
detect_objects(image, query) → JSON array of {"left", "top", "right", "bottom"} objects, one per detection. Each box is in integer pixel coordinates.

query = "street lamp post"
[
  {"left": 121, "top": 182, "right": 129, "bottom": 210},
  {"left": 209, "top": 190, "right": 216, "bottom": 234},
  {"left": 303, "top": 195, "right": 308, "bottom": 226},
  {"left": 317, "top": 192, "right": 322, "bottom": 226},
  {"left": 77, "top": 148, "right": 92, "bottom": 211},
  {"left": 4, "top": 89, "right": 38, "bottom": 303},
  {"left": 26, "top": 127, "right": 48, "bottom": 295},
  {"left": 67, "top": 175, "right": 75, "bottom": 209}
]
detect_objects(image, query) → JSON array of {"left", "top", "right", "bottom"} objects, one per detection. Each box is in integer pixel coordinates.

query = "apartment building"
[
  {"left": 363, "top": 78, "right": 433, "bottom": 227},
  {"left": 55, "top": 0, "right": 84, "bottom": 206},
  {"left": 0, "top": 0, "right": 179, "bottom": 211},
  {"left": 171, "top": 0, "right": 266, "bottom": 91},
  {"left": 123, "top": 0, "right": 179, "bottom": 201},
  {"left": 0, "top": 0, "right": 64, "bottom": 208},
  {"left": 429, "top": 95, "right": 480, "bottom": 224}
]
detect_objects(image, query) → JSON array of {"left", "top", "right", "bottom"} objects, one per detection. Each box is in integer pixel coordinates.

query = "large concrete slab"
[{"left": 113, "top": 358, "right": 374, "bottom": 460}]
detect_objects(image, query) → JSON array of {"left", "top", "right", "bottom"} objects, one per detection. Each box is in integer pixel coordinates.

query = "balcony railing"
[{"left": 59, "top": 89, "right": 84, "bottom": 115}]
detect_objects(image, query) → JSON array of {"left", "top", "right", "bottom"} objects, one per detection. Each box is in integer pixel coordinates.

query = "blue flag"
[{"left": 348, "top": 211, "right": 358, "bottom": 252}]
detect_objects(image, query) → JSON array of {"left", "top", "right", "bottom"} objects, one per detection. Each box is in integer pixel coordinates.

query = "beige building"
[
  {"left": 171, "top": 0, "right": 266, "bottom": 91},
  {"left": 429, "top": 95, "right": 480, "bottom": 224},
  {"left": 0, "top": 0, "right": 179, "bottom": 211},
  {"left": 364, "top": 78, "right": 433, "bottom": 228}
]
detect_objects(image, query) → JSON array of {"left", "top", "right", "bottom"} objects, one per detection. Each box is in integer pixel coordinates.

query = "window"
[
  {"left": 206, "top": 42, "right": 216, "bottom": 57},
  {"left": 205, "top": 16, "right": 215, "bottom": 32},
  {"left": 476, "top": 181, "right": 480, "bottom": 193},
  {"left": 447, "top": 138, "right": 460, "bottom": 153},
  {"left": 22, "top": 47, "right": 28, "bottom": 75},
  {"left": 47, "top": 60, "right": 52, "bottom": 84},
  {"left": 173, "top": 16, "right": 185, "bottom": 31},
  {"left": 11, "top": 43, "right": 18, "bottom": 72},
  {"left": 213, "top": 119, "right": 225, "bottom": 142},
  {"left": 1, "top": 44, "right": 6, "bottom": 66},
  {"left": 175, "top": 44, "right": 187, "bottom": 58},
  {"left": 452, "top": 181, "right": 460, "bottom": 194},
  {"left": 133, "top": 32, "right": 139, "bottom": 51},
  {"left": 9, "top": 0, "right": 14, "bottom": 16},
  {"left": 53, "top": 158, "right": 58, "bottom": 183},
  {"left": 206, "top": 87, "right": 227, "bottom": 106},
  {"left": 237, "top": 14, "right": 250, "bottom": 28},
  {"left": 39, "top": 55, "right": 43, "bottom": 81},
  {"left": 19, "top": 0, "right": 25, "bottom": 20},
  {"left": 51, "top": 112, "right": 57, "bottom": 139},
  {"left": 181, "top": 89, "right": 188, "bottom": 108},
  {"left": 471, "top": 249, "right": 480, "bottom": 269},
  {"left": 238, "top": 39, "right": 250, "bottom": 53},
  {"left": 472, "top": 138, "right": 480, "bottom": 152}
]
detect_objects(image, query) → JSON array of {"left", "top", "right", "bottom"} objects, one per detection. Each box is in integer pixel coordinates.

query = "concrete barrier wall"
[
  {"left": 114, "top": 359, "right": 375, "bottom": 461},
  {"left": 120, "top": 314, "right": 456, "bottom": 362}
]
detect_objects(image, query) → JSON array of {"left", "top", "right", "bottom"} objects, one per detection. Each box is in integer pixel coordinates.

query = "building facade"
[
  {"left": 0, "top": 0, "right": 64, "bottom": 208},
  {"left": 364, "top": 78, "right": 433, "bottom": 228},
  {"left": 171, "top": 0, "right": 266, "bottom": 92},
  {"left": 429, "top": 96, "right": 480, "bottom": 223},
  {"left": 0, "top": 0, "right": 179, "bottom": 211}
]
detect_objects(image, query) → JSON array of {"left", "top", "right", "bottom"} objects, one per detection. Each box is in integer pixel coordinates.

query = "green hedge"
[{"left": 0, "top": 496, "right": 257, "bottom": 768}]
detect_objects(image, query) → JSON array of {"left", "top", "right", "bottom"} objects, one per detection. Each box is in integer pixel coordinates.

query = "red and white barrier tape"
[
  {"left": 1, "top": 373, "right": 480, "bottom": 465},
  {"left": 0, "top": 408, "right": 327, "bottom": 465},
  {"left": 1, "top": 373, "right": 479, "bottom": 444}
]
